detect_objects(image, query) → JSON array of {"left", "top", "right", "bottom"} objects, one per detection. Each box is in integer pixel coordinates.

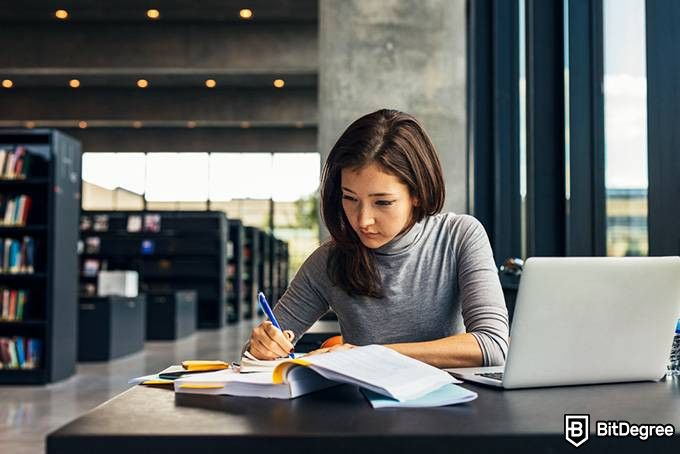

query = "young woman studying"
[{"left": 247, "top": 109, "right": 509, "bottom": 369}]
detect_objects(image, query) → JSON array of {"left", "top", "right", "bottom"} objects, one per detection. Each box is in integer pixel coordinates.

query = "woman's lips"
[{"left": 360, "top": 230, "right": 379, "bottom": 237}]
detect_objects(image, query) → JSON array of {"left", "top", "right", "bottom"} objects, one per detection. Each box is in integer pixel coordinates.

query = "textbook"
[
  {"left": 238, "top": 351, "right": 307, "bottom": 373},
  {"left": 175, "top": 345, "right": 459, "bottom": 402}
]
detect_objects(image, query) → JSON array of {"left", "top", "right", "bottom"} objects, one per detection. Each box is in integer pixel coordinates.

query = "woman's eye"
[
  {"left": 342, "top": 195, "right": 357, "bottom": 202},
  {"left": 375, "top": 200, "right": 395, "bottom": 206}
]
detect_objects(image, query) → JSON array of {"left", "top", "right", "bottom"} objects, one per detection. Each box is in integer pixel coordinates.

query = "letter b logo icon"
[{"left": 565, "top": 414, "right": 590, "bottom": 447}]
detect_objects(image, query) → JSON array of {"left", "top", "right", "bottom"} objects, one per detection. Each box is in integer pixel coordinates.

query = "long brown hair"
[{"left": 320, "top": 109, "right": 445, "bottom": 298}]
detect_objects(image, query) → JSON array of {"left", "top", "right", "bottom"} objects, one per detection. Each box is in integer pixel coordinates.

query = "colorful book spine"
[
  {"left": 0, "top": 289, "right": 28, "bottom": 321},
  {"left": 0, "top": 237, "right": 35, "bottom": 274},
  {"left": 0, "top": 147, "right": 30, "bottom": 180},
  {"left": 0, "top": 195, "right": 31, "bottom": 226},
  {"left": 0, "top": 336, "right": 41, "bottom": 369}
]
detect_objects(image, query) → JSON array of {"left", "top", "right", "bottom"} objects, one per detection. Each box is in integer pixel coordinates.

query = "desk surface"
[{"left": 47, "top": 378, "right": 680, "bottom": 454}]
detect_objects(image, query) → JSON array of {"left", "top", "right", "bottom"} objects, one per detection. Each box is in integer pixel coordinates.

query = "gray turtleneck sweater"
[{"left": 272, "top": 213, "right": 510, "bottom": 366}]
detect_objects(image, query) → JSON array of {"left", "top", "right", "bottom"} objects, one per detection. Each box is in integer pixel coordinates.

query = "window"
[{"left": 603, "top": 0, "right": 648, "bottom": 256}]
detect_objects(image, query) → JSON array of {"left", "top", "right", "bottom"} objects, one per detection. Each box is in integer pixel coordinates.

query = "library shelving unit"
[
  {"left": 257, "top": 229, "right": 272, "bottom": 311},
  {"left": 242, "top": 226, "right": 260, "bottom": 320},
  {"left": 276, "top": 239, "right": 290, "bottom": 301},
  {"left": 0, "top": 129, "right": 81, "bottom": 384},
  {"left": 79, "top": 211, "right": 228, "bottom": 329},
  {"left": 226, "top": 219, "right": 244, "bottom": 323},
  {"left": 268, "top": 233, "right": 280, "bottom": 306}
]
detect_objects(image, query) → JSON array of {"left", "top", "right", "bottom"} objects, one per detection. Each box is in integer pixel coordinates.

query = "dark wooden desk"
[{"left": 47, "top": 378, "right": 680, "bottom": 453}]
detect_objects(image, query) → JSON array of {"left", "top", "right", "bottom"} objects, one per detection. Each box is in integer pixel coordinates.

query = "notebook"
[
  {"left": 176, "top": 345, "right": 459, "bottom": 402},
  {"left": 361, "top": 383, "right": 477, "bottom": 408}
]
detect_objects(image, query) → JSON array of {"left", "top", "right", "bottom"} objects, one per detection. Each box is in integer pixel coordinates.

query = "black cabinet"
[
  {"left": 78, "top": 295, "right": 146, "bottom": 361},
  {"left": 146, "top": 290, "right": 197, "bottom": 340}
]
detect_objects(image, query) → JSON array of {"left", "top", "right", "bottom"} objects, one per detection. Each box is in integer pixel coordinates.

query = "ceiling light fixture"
[
  {"left": 55, "top": 10, "right": 69, "bottom": 20},
  {"left": 137, "top": 79, "right": 149, "bottom": 88},
  {"left": 240, "top": 9, "right": 253, "bottom": 19},
  {"left": 69, "top": 79, "right": 80, "bottom": 88}
]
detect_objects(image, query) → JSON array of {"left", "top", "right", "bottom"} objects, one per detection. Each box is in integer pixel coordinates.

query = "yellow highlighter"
[{"left": 181, "top": 360, "right": 229, "bottom": 372}]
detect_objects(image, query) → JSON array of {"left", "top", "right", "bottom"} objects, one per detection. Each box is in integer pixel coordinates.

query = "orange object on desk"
[{"left": 320, "top": 335, "right": 343, "bottom": 349}]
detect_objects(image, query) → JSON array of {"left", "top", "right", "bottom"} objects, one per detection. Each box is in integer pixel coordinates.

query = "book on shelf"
[
  {"left": 84, "top": 236, "right": 101, "bottom": 254},
  {"left": 80, "top": 215, "right": 93, "bottom": 231},
  {"left": 0, "top": 288, "right": 28, "bottom": 321},
  {"left": 143, "top": 214, "right": 161, "bottom": 232},
  {"left": 127, "top": 215, "right": 142, "bottom": 233},
  {"left": 0, "top": 336, "right": 41, "bottom": 370},
  {"left": 0, "top": 194, "right": 32, "bottom": 226},
  {"left": 82, "top": 259, "right": 101, "bottom": 277},
  {"left": 0, "top": 147, "right": 32, "bottom": 180},
  {"left": 0, "top": 237, "right": 35, "bottom": 274},
  {"left": 93, "top": 215, "right": 109, "bottom": 232}
]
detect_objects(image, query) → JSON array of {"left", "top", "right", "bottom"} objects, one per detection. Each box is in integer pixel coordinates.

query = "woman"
[{"left": 247, "top": 109, "right": 509, "bottom": 368}]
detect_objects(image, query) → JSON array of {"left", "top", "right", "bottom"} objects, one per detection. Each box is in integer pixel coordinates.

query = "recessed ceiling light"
[
  {"left": 25, "top": 121, "right": 36, "bottom": 129},
  {"left": 78, "top": 121, "right": 88, "bottom": 129},
  {"left": 273, "top": 79, "right": 285, "bottom": 88},
  {"left": 147, "top": 9, "right": 160, "bottom": 19},
  {"left": 2, "top": 79, "right": 13, "bottom": 89},
  {"left": 69, "top": 79, "right": 80, "bottom": 88},
  {"left": 240, "top": 9, "right": 253, "bottom": 19},
  {"left": 187, "top": 121, "right": 197, "bottom": 129},
  {"left": 137, "top": 79, "right": 149, "bottom": 88},
  {"left": 55, "top": 9, "right": 69, "bottom": 20},
  {"left": 132, "top": 121, "right": 143, "bottom": 128},
  {"left": 205, "top": 79, "right": 217, "bottom": 88}
]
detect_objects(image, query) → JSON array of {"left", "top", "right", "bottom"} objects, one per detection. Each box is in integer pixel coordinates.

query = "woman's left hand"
[{"left": 306, "top": 343, "right": 356, "bottom": 356}]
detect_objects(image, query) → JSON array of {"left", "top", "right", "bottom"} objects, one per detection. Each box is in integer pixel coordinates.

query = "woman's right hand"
[{"left": 247, "top": 321, "right": 295, "bottom": 360}]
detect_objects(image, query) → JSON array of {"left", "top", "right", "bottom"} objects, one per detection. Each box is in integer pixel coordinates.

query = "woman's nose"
[{"left": 357, "top": 204, "right": 375, "bottom": 228}]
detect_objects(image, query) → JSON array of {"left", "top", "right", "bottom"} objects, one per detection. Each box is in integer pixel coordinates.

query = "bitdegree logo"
[
  {"left": 565, "top": 414, "right": 675, "bottom": 447},
  {"left": 596, "top": 420, "right": 675, "bottom": 441}
]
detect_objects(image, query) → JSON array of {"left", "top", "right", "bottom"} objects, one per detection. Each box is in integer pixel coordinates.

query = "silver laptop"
[{"left": 447, "top": 257, "right": 680, "bottom": 389}]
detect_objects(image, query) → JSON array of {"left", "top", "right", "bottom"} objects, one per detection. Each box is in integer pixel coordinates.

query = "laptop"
[{"left": 447, "top": 257, "right": 680, "bottom": 389}]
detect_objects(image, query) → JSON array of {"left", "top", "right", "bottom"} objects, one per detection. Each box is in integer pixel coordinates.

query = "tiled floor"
[{"left": 0, "top": 320, "right": 258, "bottom": 454}]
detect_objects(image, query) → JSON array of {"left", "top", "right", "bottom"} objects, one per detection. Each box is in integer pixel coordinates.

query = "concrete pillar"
[{"left": 318, "top": 0, "right": 468, "bottom": 233}]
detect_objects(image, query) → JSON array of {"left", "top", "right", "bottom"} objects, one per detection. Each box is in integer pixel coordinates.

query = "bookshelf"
[
  {"left": 257, "top": 229, "right": 272, "bottom": 312},
  {"left": 0, "top": 129, "right": 81, "bottom": 384},
  {"left": 226, "top": 219, "right": 244, "bottom": 323},
  {"left": 275, "top": 239, "right": 290, "bottom": 302},
  {"left": 79, "top": 211, "right": 228, "bottom": 329},
  {"left": 242, "top": 226, "right": 260, "bottom": 319}
]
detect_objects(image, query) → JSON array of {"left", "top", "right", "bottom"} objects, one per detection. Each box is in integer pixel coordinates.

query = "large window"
[
  {"left": 603, "top": 0, "right": 648, "bottom": 256},
  {"left": 81, "top": 152, "right": 321, "bottom": 278}
]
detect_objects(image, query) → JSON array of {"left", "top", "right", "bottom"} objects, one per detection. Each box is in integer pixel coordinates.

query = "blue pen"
[{"left": 258, "top": 292, "right": 295, "bottom": 358}]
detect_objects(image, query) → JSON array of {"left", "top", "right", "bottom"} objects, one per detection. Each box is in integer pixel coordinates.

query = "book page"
[{"left": 300, "top": 345, "right": 455, "bottom": 401}]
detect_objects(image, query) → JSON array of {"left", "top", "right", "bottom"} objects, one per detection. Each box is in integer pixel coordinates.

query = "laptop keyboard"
[{"left": 475, "top": 372, "right": 504, "bottom": 381}]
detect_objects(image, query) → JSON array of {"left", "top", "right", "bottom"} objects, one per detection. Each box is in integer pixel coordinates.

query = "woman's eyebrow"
[{"left": 341, "top": 187, "right": 396, "bottom": 197}]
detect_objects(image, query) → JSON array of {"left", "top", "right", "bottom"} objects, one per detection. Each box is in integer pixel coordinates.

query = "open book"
[
  {"left": 175, "top": 345, "right": 464, "bottom": 403},
  {"left": 238, "top": 351, "right": 304, "bottom": 373}
]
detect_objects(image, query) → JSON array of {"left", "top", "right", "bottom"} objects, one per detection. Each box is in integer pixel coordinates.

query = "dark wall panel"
[
  {"left": 0, "top": 23, "right": 318, "bottom": 69},
  {"left": 0, "top": 88, "right": 318, "bottom": 122}
]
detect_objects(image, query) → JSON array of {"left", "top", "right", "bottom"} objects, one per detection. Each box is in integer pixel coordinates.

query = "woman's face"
[{"left": 341, "top": 163, "right": 417, "bottom": 249}]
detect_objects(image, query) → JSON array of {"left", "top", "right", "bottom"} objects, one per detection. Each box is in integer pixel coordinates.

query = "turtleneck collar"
[{"left": 373, "top": 217, "right": 426, "bottom": 256}]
